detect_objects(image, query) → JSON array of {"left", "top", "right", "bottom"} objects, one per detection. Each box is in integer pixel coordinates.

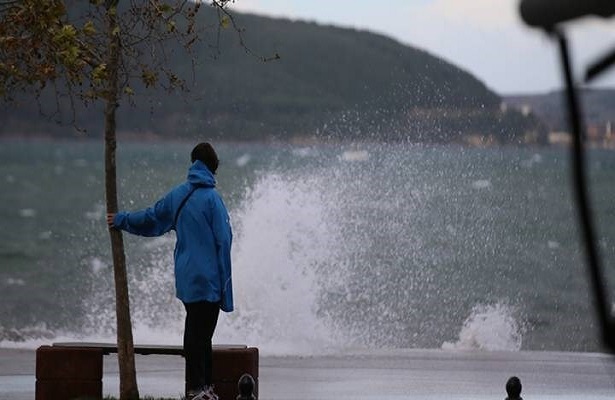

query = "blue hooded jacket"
[{"left": 113, "top": 160, "right": 233, "bottom": 312}]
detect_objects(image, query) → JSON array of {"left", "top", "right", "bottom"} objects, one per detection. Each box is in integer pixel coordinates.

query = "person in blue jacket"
[{"left": 107, "top": 142, "right": 233, "bottom": 400}]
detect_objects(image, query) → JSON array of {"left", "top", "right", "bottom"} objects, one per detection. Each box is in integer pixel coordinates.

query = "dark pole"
[{"left": 555, "top": 29, "right": 615, "bottom": 352}]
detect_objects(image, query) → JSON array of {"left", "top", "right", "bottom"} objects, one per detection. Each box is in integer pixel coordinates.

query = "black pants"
[{"left": 183, "top": 300, "right": 220, "bottom": 391}]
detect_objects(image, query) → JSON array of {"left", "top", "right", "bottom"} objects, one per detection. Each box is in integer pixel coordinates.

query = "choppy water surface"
[{"left": 1, "top": 139, "right": 615, "bottom": 355}]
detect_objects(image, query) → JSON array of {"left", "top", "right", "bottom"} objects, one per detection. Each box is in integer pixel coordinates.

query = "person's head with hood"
[{"left": 191, "top": 142, "right": 219, "bottom": 174}]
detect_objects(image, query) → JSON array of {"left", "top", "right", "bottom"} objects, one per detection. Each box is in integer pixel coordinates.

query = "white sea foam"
[
  {"left": 0, "top": 323, "right": 55, "bottom": 348},
  {"left": 141, "top": 235, "right": 175, "bottom": 250},
  {"left": 86, "top": 257, "right": 108, "bottom": 274},
  {"left": 235, "top": 153, "right": 251, "bottom": 167},
  {"left": 38, "top": 231, "right": 52, "bottom": 240},
  {"left": 340, "top": 149, "right": 369, "bottom": 162},
  {"left": 521, "top": 153, "right": 543, "bottom": 168},
  {"left": 547, "top": 240, "right": 560, "bottom": 249},
  {"left": 471, "top": 179, "right": 491, "bottom": 190},
  {"left": 5, "top": 277, "right": 25, "bottom": 286},
  {"left": 18, "top": 208, "right": 36, "bottom": 218},
  {"left": 442, "top": 302, "right": 524, "bottom": 351},
  {"left": 84, "top": 203, "right": 105, "bottom": 221},
  {"left": 215, "top": 172, "right": 342, "bottom": 355},
  {"left": 291, "top": 147, "right": 313, "bottom": 157}
]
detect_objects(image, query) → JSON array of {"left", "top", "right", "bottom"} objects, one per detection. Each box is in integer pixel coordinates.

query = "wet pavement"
[{"left": 2, "top": 347, "right": 615, "bottom": 399}]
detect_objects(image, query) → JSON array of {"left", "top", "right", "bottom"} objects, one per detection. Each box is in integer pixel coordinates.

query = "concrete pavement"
[{"left": 2, "top": 347, "right": 615, "bottom": 399}]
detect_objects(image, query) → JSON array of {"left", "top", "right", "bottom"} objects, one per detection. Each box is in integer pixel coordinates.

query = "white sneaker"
[{"left": 190, "top": 385, "right": 219, "bottom": 400}]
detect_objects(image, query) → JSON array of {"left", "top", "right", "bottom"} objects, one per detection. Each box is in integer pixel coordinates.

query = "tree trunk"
[{"left": 104, "top": 3, "right": 140, "bottom": 400}]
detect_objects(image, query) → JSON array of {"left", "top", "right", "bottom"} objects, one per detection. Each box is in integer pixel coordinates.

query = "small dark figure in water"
[{"left": 505, "top": 376, "right": 523, "bottom": 400}]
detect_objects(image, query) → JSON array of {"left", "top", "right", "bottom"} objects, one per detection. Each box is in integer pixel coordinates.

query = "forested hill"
[{"left": 0, "top": 8, "right": 546, "bottom": 144}]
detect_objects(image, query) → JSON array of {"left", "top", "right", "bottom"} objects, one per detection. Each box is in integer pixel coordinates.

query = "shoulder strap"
[{"left": 173, "top": 186, "right": 200, "bottom": 228}]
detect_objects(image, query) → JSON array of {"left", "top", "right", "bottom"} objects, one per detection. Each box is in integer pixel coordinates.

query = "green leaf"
[
  {"left": 83, "top": 20, "right": 96, "bottom": 36},
  {"left": 141, "top": 69, "right": 157, "bottom": 87},
  {"left": 91, "top": 63, "right": 107, "bottom": 84},
  {"left": 220, "top": 16, "right": 230, "bottom": 29}
]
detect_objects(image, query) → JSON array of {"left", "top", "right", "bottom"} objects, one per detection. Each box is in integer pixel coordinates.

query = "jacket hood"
[{"left": 187, "top": 160, "right": 216, "bottom": 187}]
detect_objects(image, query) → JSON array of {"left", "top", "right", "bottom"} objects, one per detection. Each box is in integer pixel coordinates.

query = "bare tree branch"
[{"left": 211, "top": 0, "right": 280, "bottom": 62}]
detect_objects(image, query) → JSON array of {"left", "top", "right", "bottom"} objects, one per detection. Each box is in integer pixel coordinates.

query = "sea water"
[{"left": 1, "top": 139, "right": 615, "bottom": 356}]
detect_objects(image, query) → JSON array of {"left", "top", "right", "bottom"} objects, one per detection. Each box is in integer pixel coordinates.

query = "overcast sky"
[{"left": 230, "top": 0, "right": 615, "bottom": 95}]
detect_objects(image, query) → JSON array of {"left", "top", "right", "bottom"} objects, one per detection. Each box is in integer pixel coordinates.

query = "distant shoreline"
[
  {"left": 0, "top": 132, "right": 539, "bottom": 147},
  {"left": 4, "top": 132, "right": 614, "bottom": 150}
]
